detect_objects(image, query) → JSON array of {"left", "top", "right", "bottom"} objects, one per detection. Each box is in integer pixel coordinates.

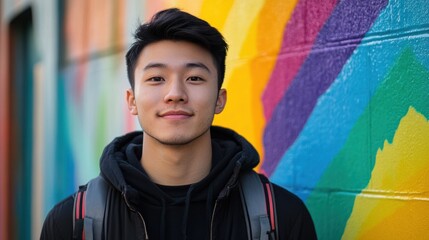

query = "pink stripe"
[{"left": 262, "top": 0, "right": 338, "bottom": 121}]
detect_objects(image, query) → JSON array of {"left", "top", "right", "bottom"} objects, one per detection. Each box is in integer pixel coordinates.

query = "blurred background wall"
[{"left": 0, "top": 0, "right": 428, "bottom": 239}]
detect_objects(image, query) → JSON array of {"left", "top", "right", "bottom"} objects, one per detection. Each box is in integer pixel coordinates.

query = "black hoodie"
[{"left": 41, "top": 126, "right": 317, "bottom": 240}]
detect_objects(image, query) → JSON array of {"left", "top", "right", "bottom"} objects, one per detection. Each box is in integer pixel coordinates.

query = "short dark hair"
[{"left": 126, "top": 8, "right": 228, "bottom": 90}]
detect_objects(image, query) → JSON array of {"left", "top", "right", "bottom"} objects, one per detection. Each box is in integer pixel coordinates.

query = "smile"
[{"left": 159, "top": 110, "right": 193, "bottom": 119}]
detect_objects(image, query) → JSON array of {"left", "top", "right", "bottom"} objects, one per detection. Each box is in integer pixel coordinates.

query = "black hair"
[{"left": 126, "top": 8, "right": 228, "bottom": 90}]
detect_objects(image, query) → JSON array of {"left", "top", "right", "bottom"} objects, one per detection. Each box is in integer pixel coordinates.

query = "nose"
[{"left": 164, "top": 80, "right": 188, "bottom": 103}]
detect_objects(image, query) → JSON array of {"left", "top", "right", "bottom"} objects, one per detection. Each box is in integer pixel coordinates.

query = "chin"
[{"left": 156, "top": 137, "right": 196, "bottom": 146}]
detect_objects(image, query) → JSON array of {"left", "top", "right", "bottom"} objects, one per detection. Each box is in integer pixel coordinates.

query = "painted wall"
[{"left": 1, "top": 0, "right": 428, "bottom": 239}]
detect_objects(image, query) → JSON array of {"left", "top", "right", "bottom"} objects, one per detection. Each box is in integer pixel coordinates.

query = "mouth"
[{"left": 158, "top": 110, "right": 193, "bottom": 119}]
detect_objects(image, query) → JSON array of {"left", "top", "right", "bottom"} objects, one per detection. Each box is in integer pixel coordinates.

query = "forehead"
[{"left": 136, "top": 40, "right": 217, "bottom": 72}]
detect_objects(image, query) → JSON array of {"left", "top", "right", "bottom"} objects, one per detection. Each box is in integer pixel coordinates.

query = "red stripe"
[
  {"left": 76, "top": 192, "right": 82, "bottom": 219},
  {"left": 82, "top": 191, "right": 86, "bottom": 218},
  {"left": 82, "top": 191, "right": 86, "bottom": 240},
  {"left": 265, "top": 183, "right": 275, "bottom": 230}
]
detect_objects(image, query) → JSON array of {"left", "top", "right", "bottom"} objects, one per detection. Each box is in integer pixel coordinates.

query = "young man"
[{"left": 41, "top": 8, "right": 317, "bottom": 240}]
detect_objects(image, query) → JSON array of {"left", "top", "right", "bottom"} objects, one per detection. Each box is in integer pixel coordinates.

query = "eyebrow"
[
  {"left": 143, "top": 63, "right": 167, "bottom": 71},
  {"left": 143, "top": 62, "right": 211, "bottom": 73},
  {"left": 186, "top": 62, "right": 211, "bottom": 73}
]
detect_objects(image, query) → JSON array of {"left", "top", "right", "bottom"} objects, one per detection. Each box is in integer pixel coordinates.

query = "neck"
[{"left": 141, "top": 131, "right": 212, "bottom": 186}]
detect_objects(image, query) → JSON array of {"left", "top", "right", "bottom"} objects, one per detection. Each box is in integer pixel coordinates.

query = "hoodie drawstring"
[
  {"left": 206, "top": 185, "right": 214, "bottom": 232},
  {"left": 181, "top": 185, "right": 195, "bottom": 240},
  {"left": 160, "top": 198, "right": 167, "bottom": 240}
]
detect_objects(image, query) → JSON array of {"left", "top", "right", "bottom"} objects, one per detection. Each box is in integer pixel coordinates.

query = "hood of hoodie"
[
  {"left": 99, "top": 126, "right": 259, "bottom": 206},
  {"left": 99, "top": 126, "right": 259, "bottom": 239}
]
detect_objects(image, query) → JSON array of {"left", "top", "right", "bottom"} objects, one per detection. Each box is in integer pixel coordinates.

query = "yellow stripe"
[
  {"left": 213, "top": 0, "right": 298, "bottom": 168},
  {"left": 343, "top": 107, "right": 429, "bottom": 239}
]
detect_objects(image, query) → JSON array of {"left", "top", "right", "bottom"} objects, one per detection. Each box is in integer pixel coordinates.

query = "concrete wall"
[{"left": 1, "top": 0, "right": 428, "bottom": 239}]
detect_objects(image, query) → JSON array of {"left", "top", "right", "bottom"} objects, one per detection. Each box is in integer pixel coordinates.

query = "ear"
[
  {"left": 126, "top": 88, "right": 138, "bottom": 115},
  {"left": 215, "top": 88, "right": 227, "bottom": 114}
]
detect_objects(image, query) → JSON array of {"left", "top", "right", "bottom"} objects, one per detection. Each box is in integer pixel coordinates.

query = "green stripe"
[{"left": 306, "top": 48, "right": 429, "bottom": 240}]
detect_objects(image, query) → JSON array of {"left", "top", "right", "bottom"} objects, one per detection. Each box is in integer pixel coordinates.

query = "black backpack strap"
[
  {"left": 73, "top": 176, "right": 109, "bottom": 240},
  {"left": 239, "top": 171, "right": 277, "bottom": 240}
]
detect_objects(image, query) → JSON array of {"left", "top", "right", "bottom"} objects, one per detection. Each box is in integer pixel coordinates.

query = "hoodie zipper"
[
  {"left": 210, "top": 183, "right": 233, "bottom": 240},
  {"left": 209, "top": 199, "right": 219, "bottom": 240},
  {"left": 123, "top": 192, "right": 149, "bottom": 240}
]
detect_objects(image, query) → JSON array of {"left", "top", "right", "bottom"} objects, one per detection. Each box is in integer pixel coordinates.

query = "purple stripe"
[
  {"left": 262, "top": 0, "right": 388, "bottom": 175},
  {"left": 262, "top": 0, "right": 338, "bottom": 121}
]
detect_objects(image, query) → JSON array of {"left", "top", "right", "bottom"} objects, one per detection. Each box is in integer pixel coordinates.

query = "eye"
[
  {"left": 147, "top": 77, "right": 164, "bottom": 82},
  {"left": 187, "top": 76, "right": 204, "bottom": 82}
]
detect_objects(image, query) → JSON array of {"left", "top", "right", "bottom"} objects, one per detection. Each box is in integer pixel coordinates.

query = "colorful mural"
[{"left": 1, "top": 0, "right": 428, "bottom": 239}]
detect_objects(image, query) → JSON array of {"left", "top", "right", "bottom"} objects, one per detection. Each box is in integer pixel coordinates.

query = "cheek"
[
  {"left": 135, "top": 88, "right": 159, "bottom": 106},
  {"left": 194, "top": 90, "right": 218, "bottom": 108}
]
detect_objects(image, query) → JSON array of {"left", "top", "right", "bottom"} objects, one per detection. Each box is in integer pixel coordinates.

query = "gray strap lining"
[
  {"left": 84, "top": 176, "right": 108, "bottom": 240},
  {"left": 239, "top": 171, "right": 271, "bottom": 240}
]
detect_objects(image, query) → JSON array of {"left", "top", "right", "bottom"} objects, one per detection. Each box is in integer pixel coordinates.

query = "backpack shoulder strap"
[
  {"left": 73, "top": 176, "right": 109, "bottom": 240},
  {"left": 73, "top": 186, "right": 86, "bottom": 240},
  {"left": 258, "top": 174, "right": 278, "bottom": 240},
  {"left": 239, "top": 171, "right": 278, "bottom": 240}
]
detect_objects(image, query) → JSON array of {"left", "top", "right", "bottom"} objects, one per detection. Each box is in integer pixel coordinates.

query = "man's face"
[{"left": 127, "top": 40, "right": 226, "bottom": 145}]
